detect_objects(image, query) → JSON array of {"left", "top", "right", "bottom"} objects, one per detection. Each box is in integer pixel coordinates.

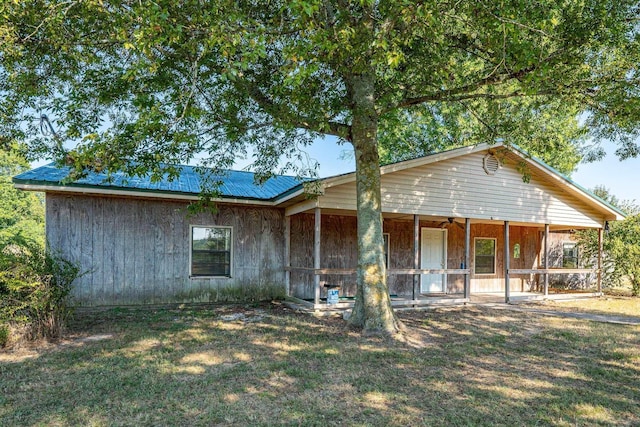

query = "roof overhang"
[{"left": 13, "top": 183, "right": 278, "bottom": 207}]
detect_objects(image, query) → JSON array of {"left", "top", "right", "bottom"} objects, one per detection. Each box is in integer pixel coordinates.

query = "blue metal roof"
[{"left": 13, "top": 163, "right": 306, "bottom": 201}]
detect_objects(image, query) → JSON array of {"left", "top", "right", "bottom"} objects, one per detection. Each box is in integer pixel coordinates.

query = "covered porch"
[
  {"left": 283, "top": 208, "right": 604, "bottom": 311},
  {"left": 277, "top": 144, "right": 620, "bottom": 311}
]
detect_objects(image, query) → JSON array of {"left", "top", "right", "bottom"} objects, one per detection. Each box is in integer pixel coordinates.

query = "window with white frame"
[
  {"left": 562, "top": 242, "right": 579, "bottom": 268},
  {"left": 191, "top": 226, "right": 232, "bottom": 277},
  {"left": 474, "top": 238, "right": 496, "bottom": 275}
]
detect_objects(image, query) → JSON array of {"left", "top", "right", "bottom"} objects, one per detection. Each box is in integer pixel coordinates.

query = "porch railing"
[
  {"left": 285, "top": 267, "right": 471, "bottom": 275},
  {"left": 285, "top": 267, "right": 472, "bottom": 307},
  {"left": 508, "top": 268, "right": 597, "bottom": 275},
  {"left": 286, "top": 266, "right": 599, "bottom": 307}
]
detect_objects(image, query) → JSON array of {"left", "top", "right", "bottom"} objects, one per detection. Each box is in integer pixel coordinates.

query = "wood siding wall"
[
  {"left": 290, "top": 214, "right": 542, "bottom": 299},
  {"left": 46, "top": 193, "right": 285, "bottom": 306},
  {"left": 318, "top": 151, "right": 605, "bottom": 228},
  {"left": 469, "top": 224, "right": 541, "bottom": 292},
  {"left": 544, "top": 230, "right": 596, "bottom": 289}
]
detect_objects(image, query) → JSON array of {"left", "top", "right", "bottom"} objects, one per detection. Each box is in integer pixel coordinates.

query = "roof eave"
[
  {"left": 13, "top": 181, "right": 278, "bottom": 206},
  {"left": 318, "top": 143, "right": 499, "bottom": 189}
]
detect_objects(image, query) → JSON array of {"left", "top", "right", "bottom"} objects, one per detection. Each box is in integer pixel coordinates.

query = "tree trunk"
[{"left": 346, "top": 74, "right": 403, "bottom": 335}]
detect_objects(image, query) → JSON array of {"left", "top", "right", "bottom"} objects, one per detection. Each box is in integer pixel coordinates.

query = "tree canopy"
[
  {"left": 377, "top": 98, "right": 588, "bottom": 175},
  {"left": 1, "top": 1, "right": 639, "bottom": 333},
  {"left": 0, "top": 144, "right": 44, "bottom": 249}
]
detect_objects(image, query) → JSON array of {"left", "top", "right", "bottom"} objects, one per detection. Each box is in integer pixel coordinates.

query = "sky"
[
  {"left": 249, "top": 136, "right": 640, "bottom": 203},
  {"left": 572, "top": 142, "right": 640, "bottom": 203}
]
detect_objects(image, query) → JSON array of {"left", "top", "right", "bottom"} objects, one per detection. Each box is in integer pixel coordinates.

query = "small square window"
[{"left": 191, "top": 226, "right": 232, "bottom": 277}]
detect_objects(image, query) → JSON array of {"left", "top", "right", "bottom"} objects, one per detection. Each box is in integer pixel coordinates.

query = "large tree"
[{"left": 1, "top": 1, "right": 639, "bottom": 334}]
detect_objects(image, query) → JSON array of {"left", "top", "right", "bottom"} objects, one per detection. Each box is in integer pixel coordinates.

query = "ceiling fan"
[{"left": 438, "top": 217, "right": 465, "bottom": 230}]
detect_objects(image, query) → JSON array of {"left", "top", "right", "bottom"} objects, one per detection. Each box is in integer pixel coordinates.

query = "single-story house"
[{"left": 13, "top": 143, "right": 624, "bottom": 308}]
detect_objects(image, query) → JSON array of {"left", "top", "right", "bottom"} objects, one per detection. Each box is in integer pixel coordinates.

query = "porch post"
[
  {"left": 314, "top": 207, "right": 321, "bottom": 305},
  {"left": 504, "top": 220, "right": 510, "bottom": 303},
  {"left": 413, "top": 214, "right": 420, "bottom": 301},
  {"left": 464, "top": 218, "right": 471, "bottom": 300},
  {"left": 285, "top": 215, "right": 291, "bottom": 297},
  {"left": 597, "top": 227, "right": 603, "bottom": 293},
  {"left": 543, "top": 224, "right": 549, "bottom": 297}
]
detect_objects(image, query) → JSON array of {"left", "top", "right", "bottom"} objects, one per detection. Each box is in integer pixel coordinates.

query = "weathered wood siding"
[
  {"left": 289, "top": 214, "right": 542, "bottom": 299},
  {"left": 46, "top": 193, "right": 285, "bottom": 306},
  {"left": 290, "top": 214, "right": 358, "bottom": 299},
  {"left": 318, "top": 150, "right": 605, "bottom": 228},
  {"left": 469, "top": 224, "right": 541, "bottom": 292},
  {"left": 544, "top": 230, "right": 595, "bottom": 289}
]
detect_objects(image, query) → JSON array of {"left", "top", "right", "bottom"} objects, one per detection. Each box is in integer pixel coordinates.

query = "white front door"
[{"left": 421, "top": 228, "right": 447, "bottom": 293}]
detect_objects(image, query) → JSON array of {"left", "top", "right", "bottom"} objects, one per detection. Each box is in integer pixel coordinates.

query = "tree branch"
[
  {"left": 234, "top": 78, "right": 351, "bottom": 140},
  {"left": 393, "top": 64, "right": 538, "bottom": 111}
]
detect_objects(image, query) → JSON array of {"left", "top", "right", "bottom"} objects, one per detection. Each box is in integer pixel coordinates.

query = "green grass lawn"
[{"left": 1, "top": 302, "right": 639, "bottom": 426}]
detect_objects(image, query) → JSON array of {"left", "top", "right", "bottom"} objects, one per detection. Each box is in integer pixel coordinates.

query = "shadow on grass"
[{"left": 1, "top": 303, "right": 639, "bottom": 426}]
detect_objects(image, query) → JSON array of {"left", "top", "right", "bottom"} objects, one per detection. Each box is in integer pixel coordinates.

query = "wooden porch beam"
[
  {"left": 285, "top": 215, "right": 291, "bottom": 297},
  {"left": 504, "top": 220, "right": 510, "bottom": 303},
  {"left": 314, "top": 207, "right": 321, "bottom": 305},
  {"left": 543, "top": 224, "right": 549, "bottom": 296},
  {"left": 413, "top": 214, "right": 420, "bottom": 300},
  {"left": 285, "top": 199, "right": 318, "bottom": 217},
  {"left": 597, "top": 227, "right": 603, "bottom": 293},
  {"left": 464, "top": 218, "right": 471, "bottom": 300}
]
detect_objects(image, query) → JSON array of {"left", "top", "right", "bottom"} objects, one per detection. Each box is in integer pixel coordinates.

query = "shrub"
[
  {"left": 0, "top": 324, "right": 8, "bottom": 347},
  {"left": 0, "top": 243, "right": 80, "bottom": 340}
]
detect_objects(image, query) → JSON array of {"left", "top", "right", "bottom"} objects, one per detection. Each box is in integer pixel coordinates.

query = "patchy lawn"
[
  {"left": 542, "top": 296, "right": 640, "bottom": 318},
  {"left": 1, "top": 303, "right": 639, "bottom": 426}
]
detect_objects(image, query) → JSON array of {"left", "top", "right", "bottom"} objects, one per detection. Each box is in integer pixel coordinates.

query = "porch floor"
[
  {"left": 471, "top": 291, "right": 603, "bottom": 304},
  {"left": 285, "top": 291, "right": 603, "bottom": 313}
]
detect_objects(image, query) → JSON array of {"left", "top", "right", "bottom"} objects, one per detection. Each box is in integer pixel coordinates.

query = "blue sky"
[
  {"left": 254, "top": 136, "right": 640, "bottom": 203},
  {"left": 572, "top": 142, "right": 640, "bottom": 203}
]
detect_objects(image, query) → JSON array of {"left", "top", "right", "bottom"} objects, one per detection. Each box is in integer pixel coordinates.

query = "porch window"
[
  {"left": 190, "top": 226, "right": 232, "bottom": 277},
  {"left": 562, "top": 242, "right": 579, "bottom": 268},
  {"left": 474, "top": 238, "right": 496, "bottom": 275}
]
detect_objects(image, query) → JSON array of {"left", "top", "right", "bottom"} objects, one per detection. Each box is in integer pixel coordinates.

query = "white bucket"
[{"left": 327, "top": 288, "right": 339, "bottom": 305}]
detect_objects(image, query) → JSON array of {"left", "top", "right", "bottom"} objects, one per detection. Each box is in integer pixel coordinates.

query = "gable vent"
[{"left": 483, "top": 153, "right": 500, "bottom": 175}]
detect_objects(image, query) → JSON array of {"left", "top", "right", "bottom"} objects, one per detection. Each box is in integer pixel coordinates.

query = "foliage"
[
  {"left": 577, "top": 187, "right": 640, "bottom": 296},
  {"left": 0, "top": 144, "right": 44, "bottom": 248},
  {"left": 2, "top": 1, "right": 640, "bottom": 333},
  {"left": 378, "top": 98, "right": 588, "bottom": 174},
  {"left": 0, "top": 242, "right": 80, "bottom": 340},
  {"left": 0, "top": 323, "right": 8, "bottom": 347},
  {"left": 0, "top": 144, "right": 50, "bottom": 344}
]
